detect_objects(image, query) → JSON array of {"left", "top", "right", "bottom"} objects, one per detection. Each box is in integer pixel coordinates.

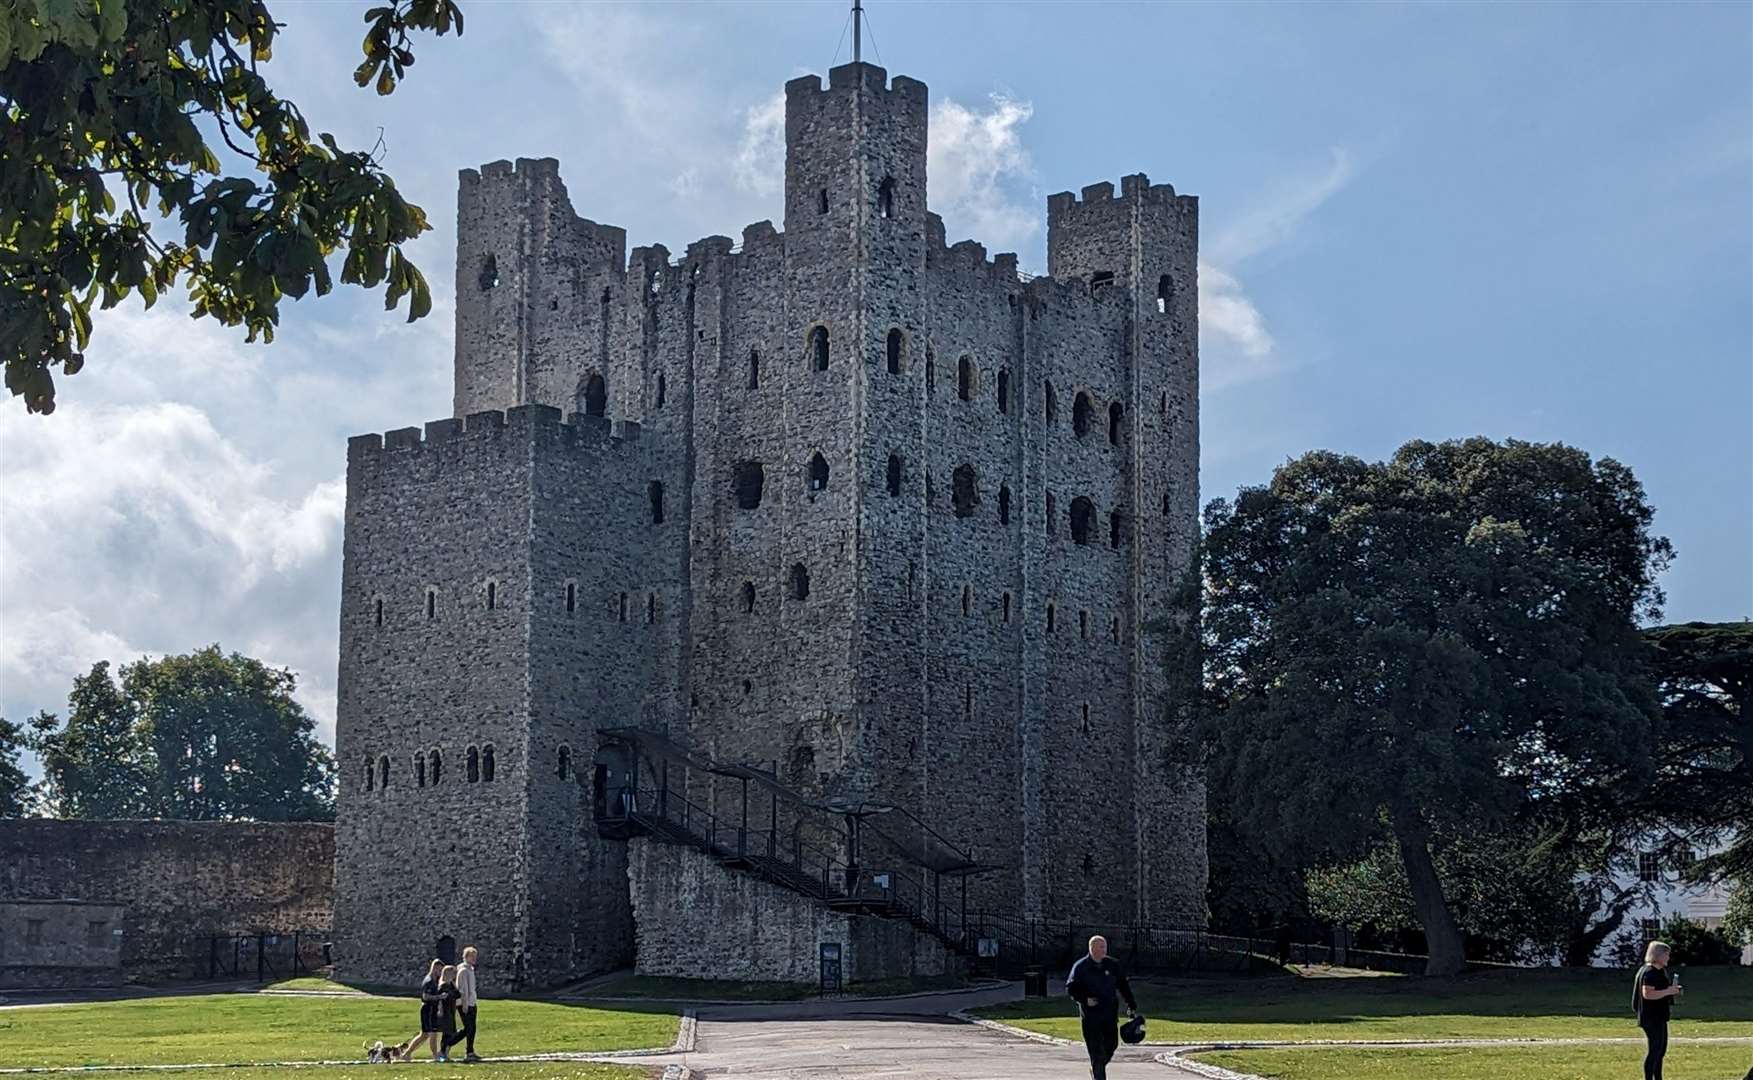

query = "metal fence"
[{"left": 207, "top": 929, "right": 331, "bottom": 982}]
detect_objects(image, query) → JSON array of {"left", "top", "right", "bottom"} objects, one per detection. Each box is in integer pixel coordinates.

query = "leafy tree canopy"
[
  {"left": 0, "top": 713, "right": 31, "bottom": 817},
  {"left": 1, "top": 0, "right": 462, "bottom": 414},
  {"left": 1199, "top": 438, "right": 1671, "bottom": 974},
  {"left": 28, "top": 646, "right": 335, "bottom": 820},
  {"left": 1645, "top": 621, "right": 1752, "bottom": 881}
]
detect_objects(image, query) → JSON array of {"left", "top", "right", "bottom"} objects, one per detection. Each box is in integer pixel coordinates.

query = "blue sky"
[{"left": 2, "top": 1, "right": 1748, "bottom": 758}]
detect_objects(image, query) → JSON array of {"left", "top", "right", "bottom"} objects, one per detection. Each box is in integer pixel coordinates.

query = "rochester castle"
[{"left": 334, "top": 61, "right": 1206, "bottom": 990}]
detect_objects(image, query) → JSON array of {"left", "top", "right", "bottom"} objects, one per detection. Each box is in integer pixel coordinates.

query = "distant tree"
[
  {"left": 29, "top": 647, "right": 334, "bottom": 821},
  {"left": 1, "top": 0, "right": 462, "bottom": 414},
  {"left": 28, "top": 662, "right": 153, "bottom": 817},
  {"left": 1200, "top": 438, "right": 1671, "bottom": 975},
  {"left": 0, "top": 714, "right": 32, "bottom": 817},
  {"left": 1659, "top": 914, "right": 1741, "bottom": 966},
  {"left": 1645, "top": 622, "right": 1752, "bottom": 881},
  {"left": 1723, "top": 879, "right": 1752, "bottom": 952}
]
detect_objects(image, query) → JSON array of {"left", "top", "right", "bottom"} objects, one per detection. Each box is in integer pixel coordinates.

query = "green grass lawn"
[
  {"left": 583, "top": 972, "right": 972, "bottom": 1001},
  {"left": 260, "top": 976, "right": 369, "bottom": 993},
  {"left": 79, "top": 1067, "right": 650, "bottom": 1080},
  {"left": 1193, "top": 1041, "right": 1753, "bottom": 1080},
  {"left": 978, "top": 965, "right": 1753, "bottom": 1043},
  {"left": 0, "top": 993, "right": 679, "bottom": 1067}
]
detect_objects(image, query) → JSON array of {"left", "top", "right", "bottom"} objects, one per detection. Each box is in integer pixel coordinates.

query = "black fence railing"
[{"left": 207, "top": 929, "right": 331, "bottom": 982}]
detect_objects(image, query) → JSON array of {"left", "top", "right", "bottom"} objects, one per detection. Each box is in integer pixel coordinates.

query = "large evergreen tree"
[
  {"left": 1646, "top": 621, "right": 1751, "bottom": 880},
  {"left": 1199, "top": 438, "right": 1671, "bottom": 975},
  {"left": 0, "top": 714, "right": 32, "bottom": 817}
]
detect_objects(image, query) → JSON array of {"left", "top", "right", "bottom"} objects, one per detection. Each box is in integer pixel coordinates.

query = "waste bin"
[{"left": 1023, "top": 969, "right": 1048, "bottom": 997}]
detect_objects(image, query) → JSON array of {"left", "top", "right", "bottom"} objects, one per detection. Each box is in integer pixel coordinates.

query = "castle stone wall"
[{"left": 0, "top": 820, "right": 333, "bottom": 982}]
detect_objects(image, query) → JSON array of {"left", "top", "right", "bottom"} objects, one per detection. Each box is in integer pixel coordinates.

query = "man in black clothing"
[
  {"left": 1635, "top": 940, "right": 1683, "bottom": 1080},
  {"left": 1066, "top": 935, "right": 1138, "bottom": 1080}
]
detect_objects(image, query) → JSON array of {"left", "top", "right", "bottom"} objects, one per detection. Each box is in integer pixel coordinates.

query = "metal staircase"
[{"left": 592, "top": 727, "right": 993, "bottom": 958}]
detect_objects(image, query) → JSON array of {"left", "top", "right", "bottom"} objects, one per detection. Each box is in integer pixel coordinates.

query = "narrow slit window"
[
  {"left": 364, "top": 758, "right": 373, "bottom": 792},
  {"left": 749, "top": 349, "right": 761, "bottom": 389},
  {"left": 1071, "top": 497, "right": 1094, "bottom": 545},
  {"left": 478, "top": 253, "right": 499, "bottom": 292},
  {"left": 999, "top": 484, "right": 1011, "bottom": 525},
  {"left": 426, "top": 588, "right": 437, "bottom": 621},
  {"left": 810, "top": 326, "right": 830, "bottom": 371},
  {"left": 886, "top": 328, "right": 903, "bottom": 375},
  {"left": 1112, "top": 616, "right": 1121, "bottom": 642},
  {"left": 619, "top": 592, "right": 629, "bottom": 622},
  {"left": 429, "top": 749, "right": 442, "bottom": 786},
  {"left": 482, "top": 745, "right": 496, "bottom": 782},
  {"left": 886, "top": 453, "right": 903, "bottom": 497},
  {"left": 1047, "top": 604, "right": 1056, "bottom": 633},
  {"left": 656, "top": 372, "right": 667, "bottom": 408},
  {"left": 647, "top": 592, "right": 657, "bottom": 623},
  {"left": 374, "top": 597, "right": 383, "bottom": 628},
  {"left": 416, "top": 754, "right": 426, "bottom": 788},
  {"left": 952, "top": 464, "right": 979, "bottom": 519},
  {"left": 962, "top": 584, "right": 972, "bottom": 616},
  {"left": 557, "top": 746, "right": 571, "bottom": 781},
  {"left": 467, "top": 746, "right": 480, "bottom": 784},
  {"left": 1157, "top": 274, "right": 1172, "bottom": 315},
  {"left": 649, "top": 481, "right": 665, "bottom": 524},
  {"left": 1080, "top": 610, "right": 1089, "bottom": 639},
  {"left": 997, "top": 368, "right": 1010, "bottom": 414},
  {"left": 566, "top": 582, "right": 576, "bottom": 613},
  {"left": 957, "top": 356, "right": 974, "bottom": 401},
  {"left": 818, "top": 188, "right": 829, "bottom": 215},
  {"left": 1002, "top": 592, "right": 1012, "bottom": 622},
  {"left": 964, "top": 684, "right": 972, "bottom": 718},
  {"left": 379, "top": 755, "right": 389, "bottom": 789},
  {"left": 486, "top": 581, "right": 496, "bottom": 610},
  {"left": 1163, "top": 491, "right": 1171, "bottom": 518},
  {"left": 1081, "top": 704, "right": 1091, "bottom": 734},
  {"left": 581, "top": 373, "right": 607, "bottom": 418},
  {"left": 808, "top": 452, "right": 830, "bottom": 492},
  {"left": 790, "top": 563, "right": 811, "bottom": 601},
  {"left": 1110, "top": 510, "right": 1125, "bottom": 549},
  {"left": 925, "top": 354, "right": 935, "bottom": 395},
  {"left": 1073, "top": 392, "right": 1093, "bottom": 438},
  {"left": 878, "top": 176, "right": 896, "bottom": 219},
  {"left": 1109, "top": 402, "right": 1124, "bottom": 446},
  {"left": 741, "top": 581, "right": 756, "bottom": 613}
]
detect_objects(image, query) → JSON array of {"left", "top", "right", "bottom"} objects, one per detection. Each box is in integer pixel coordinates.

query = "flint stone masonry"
[
  {"left": 627, "top": 838, "right": 946, "bottom": 983},
  {"left": 337, "top": 60, "right": 1206, "bottom": 989},
  {"left": 0, "top": 900, "right": 126, "bottom": 989},
  {"left": 0, "top": 820, "right": 334, "bottom": 983}
]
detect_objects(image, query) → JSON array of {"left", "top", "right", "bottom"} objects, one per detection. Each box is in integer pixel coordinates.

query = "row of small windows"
[
  {"left": 375, "top": 587, "right": 669, "bottom": 624},
  {"left": 363, "top": 745, "right": 495, "bottom": 793}
]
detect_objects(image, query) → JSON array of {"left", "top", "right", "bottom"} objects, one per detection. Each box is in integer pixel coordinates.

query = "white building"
[{"left": 1591, "top": 832, "right": 1748, "bottom": 967}]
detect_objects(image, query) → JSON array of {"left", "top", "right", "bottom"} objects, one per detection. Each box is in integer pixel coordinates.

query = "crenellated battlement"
[
  {"left": 1046, "top": 172, "right": 1192, "bottom": 213},
  {"left": 784, "top": 62, "right": 928, "bottom": 106},
  {"left": 347, "top": 404, "right": 645, "bottom": 465}
]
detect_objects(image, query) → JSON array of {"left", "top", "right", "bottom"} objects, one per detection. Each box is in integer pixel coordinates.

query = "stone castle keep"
[{"left": 334, "top": 61, "right": 1207, "bottom": 989}]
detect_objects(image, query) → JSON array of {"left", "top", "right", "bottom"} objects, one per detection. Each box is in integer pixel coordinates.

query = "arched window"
[
  {"left": 482, "top": 745, "right": 496, "bottom": 782},
  {"left": 878, "top": 176, "right": 896, "bottom": 219},
  {"left": 790, "top": 563, "right": 810, "bottom": 601},
  {"left": 618, "top": 592, "right": 628, "bottom": 622},
  {"left": 1156, "top": 273, "right": 1172, "bottom": 315},
  {"left": 478, "top": 253, "right": 499, "bottom": 291},
  {"left": 740, "top": 581, "right": 756, "bottom": 613},
  {"left": 364, "top": 758, "right": 373, "bottom": 792},
  {"left": 1070, "top": 496, "right": 1094, "bottom": 545},
  {"left": 378, "top": 755, "right": 389, "bottom": 790},
  {"left": 886, "top": 328, "right": 903, "bottom": 375},
  {"left": 1110, "top": 510, "right": 1125, "bottom": 549},
  {"left": 1045, "top": 492, "right": 1056, "bottom": 536},
  {"left": 957, "top": 356, "right": 974, "bottom": 401},
  {"left": 581, "top": 373, "right": 607, "bottom": 418},
  {"left": 429, "top": 749, "right": 442, "bottom": 786},
  {"left": 817, "top": 188, "right": 829, "bottom": 215},
  {"left": 374, "top": 597, "right": 383, "bottom": 628},
  {"left": 656, "top": 372, "right": 667, "bottom": 408},
  {"left": 961, "top": 583, "right": 972, "bottom": 617},
  {"left": 952, "top": 464, "right": 979, "bottom": 519},
  {"left": 557, "top": 745, "right": 571, "bottom": 781},
  {"left": 999, "top": 484, "right": 1012, "bottom": 525},
  {"left": 808, "top": 452, "right": 830, "bottom": 492},
  {"left": 734, "top": 461, "right": 765, "bottom": 510},
  {"left": 810, "top": 326, "right": 830, "bottom": 371},
  {"left": 886, "top": 453, "right": 903, "bottom": 497},
  {"left": 415, "top": 754, "right": 426, "bottom": 788},
  {"left": 485, "top": 581, "right": 496, "bottom": 611},
  {"left": 649, "top": 481, "right": 665, "bottom": 524},
  {"left": 1109, "top": 402, "right": 1124, "bottom": 445},
  {"left": 1044, "top": 380, "right": 1057, "bottom": 425},
  {"left": 467, "top": 746, "right": 480, "bottom": 783},
  {"left": 1073, "top": 392, "right": 1093, "bottom": 438},
  {"left": 748, "top": 349, "right": 761, "bottom": 389},
  {"left": 996, "top": 368, "right": 1010, "bottom": 414},
  {"left": 566, "top": 582, "right": 576, "bottom": 614}
]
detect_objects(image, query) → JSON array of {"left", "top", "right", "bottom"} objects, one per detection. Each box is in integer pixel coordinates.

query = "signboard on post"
[{"left": 819, "top": 942, "right": 843, "bottom": 995}]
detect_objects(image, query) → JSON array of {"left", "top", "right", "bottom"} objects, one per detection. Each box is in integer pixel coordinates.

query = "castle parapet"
[{"left": 347, "top": 405, "right": 646, "bottom": 465}]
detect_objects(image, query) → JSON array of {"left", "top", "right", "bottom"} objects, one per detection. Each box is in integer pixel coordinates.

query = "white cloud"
[
  {"left": 1210, "top": 148, "right": 1355, "bottom": 266},
  {"left": 1199, "top": 261, "right": 1274, "bottom": 358},
  {"left": 734, "top": 91, "right": 787, "bottom": 199},
  {"left": 929, "top": 93, "right": 1039, "bottom": 255}
]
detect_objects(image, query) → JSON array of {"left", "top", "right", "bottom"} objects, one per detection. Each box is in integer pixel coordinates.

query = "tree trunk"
[{"left": 1388, "top": 800, "right": 1467, "bottom": 976}]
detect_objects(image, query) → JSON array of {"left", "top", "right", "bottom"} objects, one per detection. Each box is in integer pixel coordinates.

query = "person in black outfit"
[
  {"left": 1635, "top": 940, "right": 1683, "bottom": 1080},
  {"left": 435, "top": 964, "right": 463, "bottom": 1063},
  {"left": 1066, "top": 935, "right": 1138, "bottom": 1080},
  {"left": 404, "top": 959, "right": 444, "bottom": 1061}
]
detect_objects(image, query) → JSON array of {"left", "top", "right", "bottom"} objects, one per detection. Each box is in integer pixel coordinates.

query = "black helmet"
[{"left": 1120, "top": 1015, "right": 1147, "bottom": 1045}]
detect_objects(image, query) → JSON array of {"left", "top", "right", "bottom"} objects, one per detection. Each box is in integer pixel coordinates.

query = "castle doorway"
[{"left": 435, "top": 935, "right": 456, "bottom": 965}]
